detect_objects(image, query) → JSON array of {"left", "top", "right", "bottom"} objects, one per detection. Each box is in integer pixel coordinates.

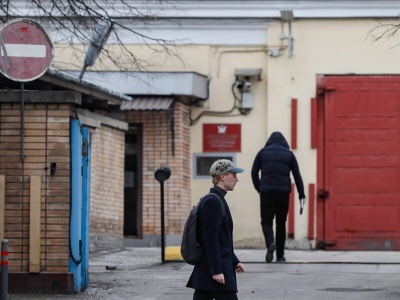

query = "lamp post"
[{"left": 154, "top": 166, "right": 171, "bottom": 263}]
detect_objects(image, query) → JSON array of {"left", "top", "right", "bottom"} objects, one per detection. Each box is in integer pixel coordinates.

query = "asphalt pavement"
[{"left": 8, "top": 247, "right": 400, "bottom": 300}]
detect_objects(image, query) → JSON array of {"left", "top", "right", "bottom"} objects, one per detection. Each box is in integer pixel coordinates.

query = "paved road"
[{"left": 9, "top": 248, "right": 400, "bottom": 300}]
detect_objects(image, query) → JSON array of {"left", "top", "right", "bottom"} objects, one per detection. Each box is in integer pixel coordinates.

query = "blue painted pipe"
[{"left": 69, "top": 119, "right": 82, "bottom": 292}]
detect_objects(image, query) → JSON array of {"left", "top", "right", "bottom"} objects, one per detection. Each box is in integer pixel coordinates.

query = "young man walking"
[{"left": 187, "top": 159, "right": 246, "bottom": 300}]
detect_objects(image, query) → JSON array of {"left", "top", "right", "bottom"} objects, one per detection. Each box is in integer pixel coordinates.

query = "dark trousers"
[
  {"left": 194, "top": 290, "right": 238, "bottom": 300},
  {"left": 260, "top": 191, "right": 289, "bottom": 259}
]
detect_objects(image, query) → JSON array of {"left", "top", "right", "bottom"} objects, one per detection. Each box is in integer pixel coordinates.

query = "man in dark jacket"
[
  {"left": 187, "top": 159, "right": 246, "bottom": 300},
  {"left": 251, "top": 132, "right": 305, "bottom": 263}
]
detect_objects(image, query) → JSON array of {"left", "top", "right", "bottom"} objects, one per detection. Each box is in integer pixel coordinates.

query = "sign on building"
[{"left": 203, "top": 123, "right": 241, "bottom": 152}]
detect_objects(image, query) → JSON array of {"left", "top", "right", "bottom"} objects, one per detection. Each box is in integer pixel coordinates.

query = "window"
[{"left": 193, "top": 153, "right": 236, "bottom": 179}]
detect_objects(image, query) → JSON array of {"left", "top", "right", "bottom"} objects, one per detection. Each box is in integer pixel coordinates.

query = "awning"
[
  {"left": 121, "top": 97, "right": 173, "bottom": 111},
  {"left": 63, "top": 71, "right": 209, "bottom": 100}
]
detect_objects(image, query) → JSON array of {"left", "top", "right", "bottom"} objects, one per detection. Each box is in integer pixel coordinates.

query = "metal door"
[
  {"left": 317, "top": 75, "right": 400, "bottom": 250},
  {"left": 69, "top": 119, "right": 91, "bottom": 291},
  {"left": 124, "top": 125, "right": 143, "bottom": 237}
]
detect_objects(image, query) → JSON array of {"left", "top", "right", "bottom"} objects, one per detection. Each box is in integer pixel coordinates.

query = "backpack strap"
[
  {"left": 198, "top": 192, "right": 226, "bottom": 221},
  {"left": 196, "top": 192, "right": 226, "bottom": 247}
]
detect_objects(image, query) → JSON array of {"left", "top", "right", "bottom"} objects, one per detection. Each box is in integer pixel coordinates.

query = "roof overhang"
[
  {"left": 11, "top": 1, "right": 400, "bottom": 19},
  {"left": 41, "top": 69, "right": 132, "bottom": 105},
  {"left": 121, "top": 97, "right": 173, "bottom": 111},
  {"left": 64, "top": 71, "right": 209, "bottom": 101}
]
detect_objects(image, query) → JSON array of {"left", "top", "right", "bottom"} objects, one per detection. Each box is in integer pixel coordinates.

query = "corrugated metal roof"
[{"left": 120, "top": 97, "right": 173, "bottom": 111}]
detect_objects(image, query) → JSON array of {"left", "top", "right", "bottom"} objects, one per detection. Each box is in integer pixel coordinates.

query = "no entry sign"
[{"left": 0, "top": 18, "right": 54, "bottom": 82}]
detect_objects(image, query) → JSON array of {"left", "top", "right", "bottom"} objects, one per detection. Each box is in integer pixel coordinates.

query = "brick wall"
[
  {"left": 89, "top": 125, "right": 125, "bottom": 251},
  {"left": 0, "top": 102, "right": 71, "bottom": 273},
  {"left": 122, "top": 101, "right": 191, "bottom": 237}
]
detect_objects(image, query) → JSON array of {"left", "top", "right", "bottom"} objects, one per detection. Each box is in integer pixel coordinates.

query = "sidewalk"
[
  {"left": 84, "top": 246, "right": 400, "bottom": 277},
  {"left": 167, "top": 246, "right": 400, "bottom": 264},
  {"left": 235, "top": 248, "right": 400, "bottom": 264},
  {"left": 8, "top": 247, "right": 400, "bottom": 300}
]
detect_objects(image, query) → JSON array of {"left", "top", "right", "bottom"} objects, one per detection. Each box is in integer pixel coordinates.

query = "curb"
[{"left": 165, "top": 246, "right": 184, "bottom": 261}]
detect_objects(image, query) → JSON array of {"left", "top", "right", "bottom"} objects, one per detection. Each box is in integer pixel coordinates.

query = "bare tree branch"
[
  {"left": 0, "top": 0, "right": 186, "bottom": 76},
  {"left": 366, "top": 19, "right": 400, "bottom": 48}
]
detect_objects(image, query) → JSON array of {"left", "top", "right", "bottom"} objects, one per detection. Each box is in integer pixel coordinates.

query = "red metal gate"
[{"left": 316, "top": 75, "right": 400, "bottom": 250}]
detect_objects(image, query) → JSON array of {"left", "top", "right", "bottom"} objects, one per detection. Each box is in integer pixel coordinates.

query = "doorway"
[{"left": 124, "top": 124, "right": 143, "bottom": 237}]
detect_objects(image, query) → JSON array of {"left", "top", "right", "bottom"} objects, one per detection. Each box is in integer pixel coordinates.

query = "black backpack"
[{"left": 180, "top": 192, "right": 225, "bottom": 265}]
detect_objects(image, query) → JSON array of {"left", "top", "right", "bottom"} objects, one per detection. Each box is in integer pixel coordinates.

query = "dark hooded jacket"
[{"left": 251, "top": 132, "right": 305, "bottom": 199}]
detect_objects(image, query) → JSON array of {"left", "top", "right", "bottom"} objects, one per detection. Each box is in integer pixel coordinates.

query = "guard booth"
[{"left": 0, "top": 70, "right": 129, "bottom": 294}]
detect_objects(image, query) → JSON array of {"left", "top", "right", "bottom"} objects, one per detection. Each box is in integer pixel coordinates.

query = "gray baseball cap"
[{"left": 209, "top": 159, "right": 244, "bottom": 176}]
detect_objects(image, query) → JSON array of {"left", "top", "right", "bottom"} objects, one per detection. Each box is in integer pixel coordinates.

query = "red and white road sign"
[{"left": 0, "top": 18, "right": 54, "bottom": 82}]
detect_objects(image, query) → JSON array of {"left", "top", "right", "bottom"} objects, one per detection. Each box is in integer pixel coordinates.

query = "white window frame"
[{"left": 192, "top": 152, "right": 237, "bottom": 179}]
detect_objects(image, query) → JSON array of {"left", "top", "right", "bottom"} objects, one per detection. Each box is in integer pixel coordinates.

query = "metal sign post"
[
  {"left": 1, "top": 240, "right": 9, "bottom": 300},
  {"left": 0, "top": 20, "right": 53, "bottom": 296},
  {"left": 0, "top": 19, "right": 54, "bottom": 162},
  {"left": 154, "top": 166, "right": 171, "bottom": 263}
]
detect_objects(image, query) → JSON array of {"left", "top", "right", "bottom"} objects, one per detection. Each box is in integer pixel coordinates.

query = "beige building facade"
[
  {"left": 100, "top": 2, "right": 400, "bottom": 250},
  {"left": 51, "top": 1, "right": 400, "bottom": 250}
]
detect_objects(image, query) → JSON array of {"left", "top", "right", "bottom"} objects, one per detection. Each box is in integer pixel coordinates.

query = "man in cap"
[{"left": 187, "top": 159, "right": 246, "bottom": 300}]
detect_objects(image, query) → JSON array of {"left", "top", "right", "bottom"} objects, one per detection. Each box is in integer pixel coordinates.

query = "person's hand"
[
  {"left": 212, "top": 273, "right": 225, "bottom": 284},
  {"left": 235, "top": 263, "right": 246, "bottom": 272},
  {"left": 299, "top": 198, "right": 306, "bottom": 214}
]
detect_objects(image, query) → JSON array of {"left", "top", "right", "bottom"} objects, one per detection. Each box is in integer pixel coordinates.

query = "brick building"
[
  {"left": 120, "top": 100, "right": 191, "bottom": 245},
  {"left": 0, "top": 65, "right": 199, "bottom": 294},
  {"left": 72, "top": 71, "right": 208, "bottom": 248},
  {"left": 0, "top": 71, "right": 130, "bottom": 293}
]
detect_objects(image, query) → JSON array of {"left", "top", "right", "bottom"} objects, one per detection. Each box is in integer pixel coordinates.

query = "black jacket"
[
  {"left": 251, "top": 131, "right": 305, "bottom": 199},
  {"left": 186, "top": 186, "right": 240, "bottom": 292}
]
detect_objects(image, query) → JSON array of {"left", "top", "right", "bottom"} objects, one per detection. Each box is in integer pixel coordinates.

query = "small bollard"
[{"left": 1, "top": 239, "right": 8, "bottom": 300}]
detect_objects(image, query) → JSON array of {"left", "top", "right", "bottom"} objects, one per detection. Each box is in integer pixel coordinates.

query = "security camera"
[
  {"left": 236, "top": 81, "right": 244, "bottom": 90},
  {"left": 245, "top": 81, "right": 251, "bottom": 89}
]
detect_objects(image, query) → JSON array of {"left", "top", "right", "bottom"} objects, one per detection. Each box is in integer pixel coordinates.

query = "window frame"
[{"left": 192, "top": 152, "right": 237, "bottom": 179}]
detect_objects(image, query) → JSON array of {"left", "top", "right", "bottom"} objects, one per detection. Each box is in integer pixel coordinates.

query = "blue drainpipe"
[
  {"left": 69, "top": 119, "right": 82, "bottom": 292},
  {"left": 81, "top": 127, "right": 91, "bottom": 290}
]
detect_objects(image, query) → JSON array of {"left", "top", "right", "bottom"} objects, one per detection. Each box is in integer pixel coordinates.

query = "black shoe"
[
  {"left": 265, "top": 244, "right": 276, "bottom": 263},
  {"left": 277, "top": 256, "right": 286, "bottom": 262}
]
